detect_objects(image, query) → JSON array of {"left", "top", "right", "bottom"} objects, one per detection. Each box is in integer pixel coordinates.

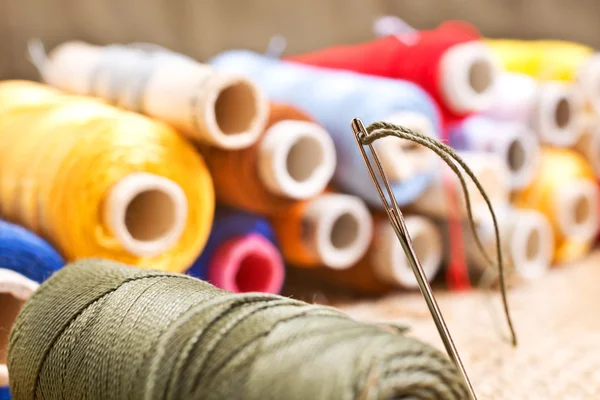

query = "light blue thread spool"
[{"left": 209, "top": 50, "right": 442, "bottom": 207}]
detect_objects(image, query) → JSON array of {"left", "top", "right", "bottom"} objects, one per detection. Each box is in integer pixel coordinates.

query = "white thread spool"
[
  {"left": 495, "top": 124, "right": 539, "bottom": 190},
  {"left": 410, "top": 152, "right": 510, "bottom": 220},
  {"left": 302, "top": 194, "right": 373, "bottom": 270},
  {"left": 42, "top": 41, "right": 269, "bottom": 149},
  {"left": 257, "top": 120, "right": 336, "bottom": 199},
  {"left": 0, "top": 268, "right": 39, "bottom": 387},
  {"left": 370, "top": 215, "right": 442, "bottom": 288},
  {"left": 440, "top": 42, "right": 499, "bottom": 114},
  {"left": 451, "top": 116, "right": 540, "bottom": 190},
  {"left": 486, "top": 72, "right": 578, "bottom": 147},
  {"left": 462, "top": 207, "right": 554, "bottom": 281},
  {"left": 574, "top": 119, "right": 600, "bottom": 177},
  {"left": 577, "top": 53, "right": 600, "bottom": 115},
  {"left": 375, "top": 111, "right": 437, "bottom": 183},
  {"left": 554, "top": 179, "right": 600, "bottom": 240},
  {"left": 103, "top": 173, "right": 188, "bottom": 257}
]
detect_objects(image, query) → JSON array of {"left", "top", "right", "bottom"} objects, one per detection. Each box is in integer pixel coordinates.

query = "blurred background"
[{"left": 2, "top": 0, "right": 600, "bottom": 79}]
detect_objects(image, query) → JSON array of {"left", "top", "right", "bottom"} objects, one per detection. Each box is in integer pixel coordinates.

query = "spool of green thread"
[{"left": 8, "top": 259, "right": 467, "bottom": 399}]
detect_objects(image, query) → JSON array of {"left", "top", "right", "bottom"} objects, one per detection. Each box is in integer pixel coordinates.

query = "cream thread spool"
[
  {"left": 576, "top": 53, "right": 600, "bottom": 114},
  {"left": 303, "top": 194, "right": 373, "bottom": 269},
  {"left": 257, "top": 120, "right": 336, "bottom": 199},
  {"left": 375, "top": 111, "right": 437, "bottom": 182},
  {"left": 463, "top": 207, "right": 553, "bottom": 281},
  {"left": 487, "top": 72, "right": 578, "bottom": 147},
  {"left": 0, "top": 268, "right": 39, "bottom": 387},
  {"left": 103, "top": 173, "right": 188, "bottom": 257},
  {"left": 497, "top": 125, "right": 539, "bottom": 190},
  {"left": 439, "top": 42, "right": 499, "bottom": 114},
  {"left": 450, "top": 116, "right": 540, "bottom": 190},
  {"left": 554, "top": 179, "right": 600, "bottom": 240},
  {"left": 371, "top": 215, "right": 443, "bottom": 288},
  {"left": 42, "top": 41, "right": 269, "bottom": 149},
  {"left": 574, "top": 119, "right": 600, "bottom": 177},
  {"left": 410, "top": 152, "right": 510, "bottom": 220}
]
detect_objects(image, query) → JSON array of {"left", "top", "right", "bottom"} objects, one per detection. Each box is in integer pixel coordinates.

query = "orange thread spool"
[
  {"left": 201, "top": 103, "right": 336, "bottom": 215},
  {"left": 293, "top": 214, "right": 443, "bottom": 296},
  {"left": 270, "top": 193, "right": 373, "bottom": 269}
]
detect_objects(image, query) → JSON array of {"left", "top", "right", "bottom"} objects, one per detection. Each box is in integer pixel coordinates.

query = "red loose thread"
[{"left": 286, "top": 21, "right": 482, "bottom": 127}]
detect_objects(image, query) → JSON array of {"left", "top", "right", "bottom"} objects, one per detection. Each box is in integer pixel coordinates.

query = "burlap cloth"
[{"left": 335, "top": 251, "right": 600, "bottom": 399}]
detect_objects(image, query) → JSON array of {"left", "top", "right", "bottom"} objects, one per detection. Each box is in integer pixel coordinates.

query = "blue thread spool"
[
  {"left": 0, "top": 220, "right": 64, "bottom": 283},
  {"left": 187, "top": 208, "right": 284, "bottom": 294},
  {"left": 448, "top": 115, "right": 540, "bottom": 190},
  {"left": 0, "top": 220, "right": 64, "bottom": 399},
  {"left": 209, "top": 51, "right": 442, "bottom": 207}
]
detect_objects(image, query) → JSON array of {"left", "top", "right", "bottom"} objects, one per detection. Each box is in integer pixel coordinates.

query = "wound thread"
[
  {"left": 7, "top": 259, "right": 468, "bottom": 400},
  {"left": 487, "top": 39, "right": 600, "bottom": 114},
  {"left": 486, "top": 72, "right": 578, "bottom": 147},
  {"left": 210, "top": 50, "right": 442, "bottom": 208},
  {"left": 293, "top": 214, "right": 443, "bottom": 296},
  {"left": 0, "top": 80, "right": 214, "bottom": 272},
  {"left": 200, "top": 103, "right": 335, "bottom": 215},
  {"left": 449, "top": 115, "right": 540, "bottom": 190},
  {"left": 514, "top": 147, "right": 599, "bottom": 264},
  {"left": 187, "top": 208, "right": 284, "bottom": 294},
  {"left": 287, "top": 21, "right": 497, "bottom": 124},
  {"left": 270, "top": 193, "right": 373, "bottom": 269},
  {"left": 40, "top": 41, "right": 269, "bottom": 149}
]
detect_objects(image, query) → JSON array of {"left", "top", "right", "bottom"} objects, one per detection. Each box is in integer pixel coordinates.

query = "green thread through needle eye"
[{"left": 360, "top": 121, "right": 518, "bottom": 347}]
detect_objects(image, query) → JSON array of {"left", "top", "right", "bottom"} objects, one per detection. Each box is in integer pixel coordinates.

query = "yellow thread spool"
[
  {"left": 486, "top": 39, "right": 594, "bottom": 81},
  {"left": 0, "top": 80, "right": 215, "bottom": 272},
  {"left": 513, "top": 147, "right": 599, "bottom": 264},
  {"left": 486, "top": 39, "right": 600, "bottom": 113}
]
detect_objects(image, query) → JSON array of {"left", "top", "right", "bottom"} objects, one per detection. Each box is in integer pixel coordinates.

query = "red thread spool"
[{"left": 287, "top": 21, "right": 497, "bottom": 126}]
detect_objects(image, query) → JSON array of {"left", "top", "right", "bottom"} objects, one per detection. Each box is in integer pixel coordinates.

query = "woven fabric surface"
[{"left": 340, "top": 251, "right": 600, "bottom": 400}]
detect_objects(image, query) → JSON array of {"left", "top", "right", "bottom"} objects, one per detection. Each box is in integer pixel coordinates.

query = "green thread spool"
[{"left": 8, "top": 259, "right": 467, "bottom": 399}]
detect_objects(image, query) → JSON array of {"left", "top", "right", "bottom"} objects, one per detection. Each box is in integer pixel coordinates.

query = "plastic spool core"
[
  {"left": 105, "top": 173, "right": 188, "bottom": 257},
  {"left": 555, "top": 180, "right": 599, "bottom": 239},
  {"left": 0, "top": 269, "right": 39, "bottom": 387},
  {"left": 0, "top": 293, "right": 22, "bottom": 366},
  {"left": 308, "top": 195, "right": 373, "bottom": 270},
  {"left": 286, "top": 135, "right": 324, "bottom": 183},
  {"left": 125, "top": 189, "right": 176, "bottom": 242},
  {"left": 395, "top": 219, "right": 441, "bottom": 288},
  {"left": 468, "top": 59, "right": 493, "bottom": 94},
  {"left": 215, "top": 81, "right": 258, "bottom": 136},
  {"left": 440, "top": 42, "right": 498, "bottom": 113},
  {"left": 373, "top": 217, "right": 441, "bottom": 288},
  {"left": 555, "top": 98, "right": 571, "bottom": 129},
  {"left": 509, "top": 211, "right": 552, "bottom": 280},
  {"left": 235, "top": 252, "right": 276, "bottom": 293},
  {"left": 209, "top": 235, "right": 283, "bottom": 294},
  {"left": 258, "top": 120, "right": 336, "bottom": 199},
  {"left": 574, "top": 195, "right": 591, "bottom": 225},
  {"left": 330, "top": 212, "right": 360, "bottom": 250},
  {"left": 525, "top": 229, "right": 541, "bottom": 262},
  {"left": 507, "top": 138, "right": 526, "bottom": 172}
]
